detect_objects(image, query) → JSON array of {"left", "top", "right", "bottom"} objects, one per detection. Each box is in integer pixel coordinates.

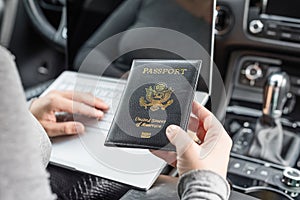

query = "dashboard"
[{"left": 215, "top": 0, "right": 300, "bottom": 199}]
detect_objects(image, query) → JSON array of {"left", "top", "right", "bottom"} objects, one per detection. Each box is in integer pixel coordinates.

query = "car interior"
[{"left": 2, "top": 0, "right": 300, "bottom": 199}]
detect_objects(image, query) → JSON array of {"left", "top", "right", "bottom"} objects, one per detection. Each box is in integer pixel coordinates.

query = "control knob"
[
  {"left": 249, "top": 20, "right": 264, "bottom": 34},
  {"left": 242, "top": 62, "right": 263, "bottom": 86},
  {"left": 282, "top": 168, "right": 300, "bottom": 187}
]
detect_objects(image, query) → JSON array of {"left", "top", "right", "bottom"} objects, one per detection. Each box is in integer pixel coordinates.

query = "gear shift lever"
[
  {"left": 248, "top": 72, "right": 300, "bottom": 166},
  {"left": 262, "top": 72, "right": 290, "bottom": 123}
]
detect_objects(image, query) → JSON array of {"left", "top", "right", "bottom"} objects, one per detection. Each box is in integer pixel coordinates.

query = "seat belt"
[{"left": 0, "top": 0, "right": 19, "bottom": 47}]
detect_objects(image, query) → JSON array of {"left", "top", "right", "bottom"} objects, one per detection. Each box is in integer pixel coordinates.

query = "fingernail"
[
  {"left": 166, "top": 125, "right": 176, "bottom": 138},
  {"left": 203, "top": 116, "right": 213, "bottom": 130},
  {"left": 97, "top": 110, "right": 104, "bottom": 117},
  {"left": 75, "top": 124, "right": 85, "bottom": 133}
]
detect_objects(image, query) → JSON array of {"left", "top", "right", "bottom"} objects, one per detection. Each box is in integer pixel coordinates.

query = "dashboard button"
[
  {"left": 256, "top": 167, "right": 271, "bottom": 177},
  {"left": 229, "top": 121, "right": 241, "bottom": 134},
  {"left": 267, "top": 22, "right": 278, "bottom": 30},
  {"left": 233, "top": 163, "right": 241, "bottom": 169},
  {"left": 252, "top": 167, "right": 274, "bottom": 181},
  {"left": 229, "top": 159, "right": 246, "bottom": 172},
  {"left": 245, "top": 169, "right": 255, "bottom": 175},
  {"left": 260, "top": 170, "right": 269, "bottom": 176},
  {"left": 280, "top": 32, "right": 293, "bottom": 40},
  {"left": 266, "top": 30, "right": 278, "bottom": 38},
  {"left": 243, "top": 164, "right": 258, "bottom": 175}
]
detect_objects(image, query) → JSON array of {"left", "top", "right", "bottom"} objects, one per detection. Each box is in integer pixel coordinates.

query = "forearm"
[
  {"left": 0, "top": 46, "right": 55, "bottom": 200},
  {"left": 178, "top": 170, "right": 230, "bottom": 200}
]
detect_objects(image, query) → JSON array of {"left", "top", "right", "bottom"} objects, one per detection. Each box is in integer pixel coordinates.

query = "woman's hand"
[
  {"left": 29, "top": 90, "right": 109, "bottom": 137},
  {"left": 152, "top": 101, "right": 232, "bottom": 179}
]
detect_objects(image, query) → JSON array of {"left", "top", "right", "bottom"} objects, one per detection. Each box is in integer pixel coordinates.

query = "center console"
[
  {"left": 221, "top": 0, "right": 300, "bottom": 199},
  {"left": 226, "top": 52, "right": 300, "bottom": 199},
  {"left": 225, "top": 46, "right": 300, "bottom": 197}
]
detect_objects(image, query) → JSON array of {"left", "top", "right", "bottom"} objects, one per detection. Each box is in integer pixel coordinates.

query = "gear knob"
[{"left": 262, "top": 72, "right": 290, "bottom": 120}]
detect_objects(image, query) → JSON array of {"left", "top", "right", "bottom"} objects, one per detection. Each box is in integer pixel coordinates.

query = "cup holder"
[{"left": 244, "top": 187, "right": 294, "bottom": 200}]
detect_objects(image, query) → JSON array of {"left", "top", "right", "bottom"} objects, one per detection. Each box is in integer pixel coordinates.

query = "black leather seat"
[
  {"left": 74, "top": 0, "right": 212, "bottom": 79},
  {"left": 74, "top": 0, "right": 142, "bottom": 77}
]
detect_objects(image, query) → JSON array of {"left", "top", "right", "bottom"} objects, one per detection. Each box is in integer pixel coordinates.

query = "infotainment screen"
[{"left": 265, "top": 0, "right": 300, "bottom": 19}]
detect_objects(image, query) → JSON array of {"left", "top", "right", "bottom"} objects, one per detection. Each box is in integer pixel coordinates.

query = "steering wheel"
[{"left": 23, "top": 0, "right": 66, "bottom": 52}]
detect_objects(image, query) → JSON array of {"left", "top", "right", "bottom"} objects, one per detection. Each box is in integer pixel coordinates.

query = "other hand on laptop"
[
  {"left": 152, "top": 101, "right": 232, "bottom": 179},
  {"left": 29, "top": 90, "right": 109, "bottom": 137}
]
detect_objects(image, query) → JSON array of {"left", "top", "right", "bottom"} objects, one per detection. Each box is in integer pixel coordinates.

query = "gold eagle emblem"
[{"left": 139, "top": 83, "right": 174, "bottom": 111}]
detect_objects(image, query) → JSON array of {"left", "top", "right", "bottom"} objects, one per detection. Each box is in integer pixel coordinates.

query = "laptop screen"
[{"left": 67, "top": 0, "right": 216, "bottom": 93}]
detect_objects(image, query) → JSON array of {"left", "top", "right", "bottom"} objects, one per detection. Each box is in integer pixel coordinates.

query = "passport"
[{"left": 105, "top": 59, "right": 202, "bottom": 151}]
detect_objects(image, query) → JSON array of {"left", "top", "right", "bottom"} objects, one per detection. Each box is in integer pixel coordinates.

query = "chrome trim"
[{"left": 262, "top": 72, "right": 290, "bottom": 118}]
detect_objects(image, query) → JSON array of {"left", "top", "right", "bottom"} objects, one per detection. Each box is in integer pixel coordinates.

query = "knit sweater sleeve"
[
  {"left": 0, "top": 46, "right": 55, "bottom": 200},
  {"left": 178, "top": 170, "right": 230, "bottom": 200}
]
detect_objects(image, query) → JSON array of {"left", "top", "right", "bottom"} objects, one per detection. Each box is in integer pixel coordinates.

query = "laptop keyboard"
[{"left": 47, "top": 73, "right": 126, "bottom": 132}]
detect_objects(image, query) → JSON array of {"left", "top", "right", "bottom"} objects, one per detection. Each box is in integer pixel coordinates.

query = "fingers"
[
  {"left": 192, "top": 101, "right": 212, "bottom": 122},
  {"left": 166, "top": 125, "right": 201, "bottom": 175},
  {"left": 203, "top": 114, "right": 223, "bottom": 132},
  {"left": 55, "top": 97, "right": 104, "bottom": 119},
  {"left": 188, "top": 116, "right": 206, "bottom": 142},
  {"left": 52, "top": 90, "right": 109, "bottom": 111},
  {"left": 188, "top": 116, "right": 198, "bottom": 132},
  {"left": 191, "top": 101, "right": 223, "bottom": 141},
  {"left": 166, "top": 125, "right": 196, "bottom": 157},
  {"left": 199, "top": 115, "right": 232, "bottom": 158},
  {"left": 150, "top": 150, "right": 177, "bottom": 167},
  {"left": 72, "top": 91, "right": 110, "bottom": 111},
  {"left": 41, "top": 121, "right": 85, "bottom": 137}
]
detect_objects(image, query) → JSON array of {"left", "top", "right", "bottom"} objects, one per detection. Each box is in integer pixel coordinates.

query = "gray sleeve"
[
  {"left": 178, "top": 170, "right": 230, "bottom": 200},
  {"left": 28, "top": 112, "right": 52, "bottom": 167},
  {"left": 0, "top": 46, "right": 56, "bottom": 200},
  {"left": 27, "top": 98, "right": 52, "bottom": 167}
]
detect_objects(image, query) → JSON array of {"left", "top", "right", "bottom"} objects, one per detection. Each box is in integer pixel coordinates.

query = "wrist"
[
  {"left": 27, "top": 97, "right": 38, "bottom": 110},
  {"left": 178, "top": 169, "right": 231, "bottom": 199}
]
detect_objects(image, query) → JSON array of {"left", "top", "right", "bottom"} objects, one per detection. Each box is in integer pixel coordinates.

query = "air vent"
[{"left": 215, "top": 5, "right": 232, "bottom": 35}]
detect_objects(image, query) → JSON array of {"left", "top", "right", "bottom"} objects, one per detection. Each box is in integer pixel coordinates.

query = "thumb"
[{"left": 166, "top": 125, "right": 194, "bottom": 155}]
